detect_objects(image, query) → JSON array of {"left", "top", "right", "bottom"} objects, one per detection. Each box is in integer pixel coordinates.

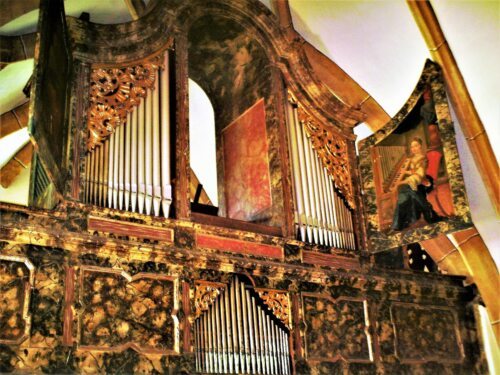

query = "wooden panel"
[
  {"left": 0, "top": 256, "right": 34, "bottom": 345},
  {"left": 28, "top": 0, "right": 72, "bottom": 196},
  {"left": 302, "top": 250, "right": 360, "bottom": 270},
  {"left": 390, "top": 303, "right": 464, "bottom": 364},
  {"left": 192, "top": 212, "right": 282, "bottom": 237},
  {"left": 222, "top": 98, "right": 272, "bottom": 222},
  {"left": 78, "top": 266, "right": 179, "bottom": 354},
  {"left": 302, "top": 294, "right": 372, "bottom": 363},
  {"left": 197, "top": 233, "right": 283, "bottom": 259},
  {"left": 88, "top": 216, "right": 174, "bottom": 243}
]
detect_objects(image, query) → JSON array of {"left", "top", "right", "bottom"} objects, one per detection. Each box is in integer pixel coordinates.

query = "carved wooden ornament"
[
  {"left": 194, "top": 281, "right": 226, "bottom": 318},
  {"left": 288, "top": 91, "right": 355, "bottom": 208},
  {"left": 87, "top": 55, "right": 163, "bottom": 150},
  {"left": 256, "top": 289, "right": 291, "bottom": 328}
]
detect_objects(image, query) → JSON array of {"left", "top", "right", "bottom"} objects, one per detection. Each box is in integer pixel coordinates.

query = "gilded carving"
[
  {"left": 288, "top": 91, "right": 354, "bottom": 208},
  {"left": 87, "top": 55, "right": 164, "bottom": 150},
  {"left": 256, "top": 288, "right": 291, "bottom": 328},
  {"left": 78, "top": 266, "right": 179, "bottom": 354},
  {"left": 194, "top": 281, "right": 226, "bottom": 318},
  {"left": 0, "top": 255, "right": 34, "bottom": 344}
]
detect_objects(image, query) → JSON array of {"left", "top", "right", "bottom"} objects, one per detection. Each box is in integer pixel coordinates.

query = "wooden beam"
[
  {"left": 407, "top": 0, "right": 499, "bottom": 214},
  {"left": 271, "top": 0, "right": 390, "bottom": 130},
  {"left": 420, "top": 234, "right": 471, "bottom": 283},
  {"left": 302, "top": 44, "right": 391, "bottom": 131},
  {"left": 123, "top": 0, "right": 146, "bottom": 20},
  {"left": 448, "top": 227, "right": 499, "bottom": 344}
]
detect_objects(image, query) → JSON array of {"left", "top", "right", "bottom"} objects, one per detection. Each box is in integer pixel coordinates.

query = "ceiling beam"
[
  {"left": 123, "top": 0, "right": 146, "bottom": 20},
  {"left": 408, "top": 0, "right": 499, "bottom": 214},
  {"left": 448, "top": 227, "right": 500, "bottom": 344},
  {"left": 271, "top": 0, "right": 390, "bottom": 130}
]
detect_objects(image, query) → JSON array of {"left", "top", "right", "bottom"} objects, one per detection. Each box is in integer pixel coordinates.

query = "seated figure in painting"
[{"left": 391, "top": 137, "right": 443, "bottom": 231}]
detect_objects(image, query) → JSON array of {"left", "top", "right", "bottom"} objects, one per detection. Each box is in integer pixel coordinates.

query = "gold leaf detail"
[
  {"left": 256, "top": 289, "right": 291, "bottom": 328},
  {"left": 87, "top": 55, "right": 163, "bottom": 150},
  {"left": 194, "top": 282, "right": 225, "bottom": 318}
]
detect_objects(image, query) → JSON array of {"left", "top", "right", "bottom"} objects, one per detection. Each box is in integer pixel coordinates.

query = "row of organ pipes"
[
  {"left": 84, "top": 53, "right": 172, "bottom": 217},
  {"left": 375, "top": 145, "right": 407, "bottom": 190},
  {"left": 194, "top": 277, "right": 291, "bottom": 374},
  {"left": 286, "top": 102, "right": 356, "bottom": 250}
]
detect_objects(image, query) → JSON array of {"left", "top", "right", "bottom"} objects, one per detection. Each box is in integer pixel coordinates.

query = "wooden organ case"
[{"left": 0, "top": 0, "right": 486, "bottom": 374}]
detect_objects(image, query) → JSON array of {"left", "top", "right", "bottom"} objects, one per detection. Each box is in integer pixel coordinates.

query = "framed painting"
[{"left": 358, "top": 60, "right": 472, "bottom": 251}]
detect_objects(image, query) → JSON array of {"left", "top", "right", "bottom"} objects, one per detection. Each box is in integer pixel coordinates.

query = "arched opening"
[
  {"left": 189, "top": 78, "right": 218, "bottom": 207},
  {"left": 187, "top": 14, "right": 285, "bottom": 230}
]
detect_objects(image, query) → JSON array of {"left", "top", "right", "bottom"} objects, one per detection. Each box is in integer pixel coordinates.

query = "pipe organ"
[
  {"left": 374, "top": 146, "right": 407, "bottom": 191},
  {"left": 83, "top": 52, "right": 172, "bottom": 218},
  {"left": 285, "top": 102, "right": 356, "bottom": 250},
  {"left": 194, "top": 277, "right": 291, "bottom": 374}
]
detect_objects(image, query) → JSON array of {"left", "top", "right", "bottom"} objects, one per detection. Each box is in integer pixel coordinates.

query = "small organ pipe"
[
  {"left": 225, "top": 287, "right": 234, "bottom": 374},
  {"left": 112, "top": 125, "right": 120, "bottom": 209},
  {"left": 300, "top": 124, "right": 318, "bottom": 244},
  {"left": 102, "top": 140, "right": 109, "bottom": 207},
  {"left": 118, "top": 122, "right": 125, "bottom": 210},
  {"left": 145, "top": 89, "right": 153, "bottom": 215},
  {"left": 97, "top": 143, "right": 104, "bottom": 206},
  {"left": 220, "top": 291, "right": 228, "bottom": 374},
  {"left": 107, "top": 132, "right": 114, "bottom": 208},
  {"left": 241, "top": 282, "right": 250, "bottom": 372},
  {"left": 137, "top": 98, "right": 145, "bottom": 214},
  {"left": 152, "top": 77, "right": 161, "bottom": 216},
  {"left": 124, "top": 112, "right": 131, "bottom": 211},
  {"left": 293, "top": 108, "right": 313, "bottom": 243},
  {"left": 130, "top": 109, "right": 138, "bottom": 212},
  {"left": 252, "top": 297, "right": 261, "bottom": 375},
  {"left": 230, "top": 279, "right": 239, "bottom": 373},
  {"left": 286, "top": 103, "right": 306, "bottom": 241},
  {"left": 160, "top": 53, "right": 172, "bottom": 218},
  {"left": 246, "top": 291, "right": 256, "bottom": 374}
]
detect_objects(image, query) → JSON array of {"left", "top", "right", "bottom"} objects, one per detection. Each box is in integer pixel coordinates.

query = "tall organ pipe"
[
  {"left": 84, "top": 51, "right": 172, "bottom": 218},
  {"left": 285, "top": 100, "right": 356, "bottom": 250}
]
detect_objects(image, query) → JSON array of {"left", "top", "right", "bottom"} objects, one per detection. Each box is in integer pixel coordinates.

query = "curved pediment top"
[{"left": 68, "top": 0, "right": 366, "bottom": 131}]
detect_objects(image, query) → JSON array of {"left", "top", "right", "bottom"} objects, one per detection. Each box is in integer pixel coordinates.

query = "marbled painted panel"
[
  {"left": 0, "top": 256, "right": 33, "bottom": 344},
  {"left": 302, "top": 294, "right": 372, "bottom": 363},
  {"left": 391, "top": 303, "right": 463, "bottom": 363},
  {"left": 79, "top": 267, "right": 179, "bottom": 354}
]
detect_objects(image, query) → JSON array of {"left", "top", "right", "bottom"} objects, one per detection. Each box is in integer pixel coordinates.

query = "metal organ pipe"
[
  {"left": 194, "top": 276, "right": 291, "bottom": 374},
  {"left": 83, "top": 51, "right": 172, "bottom": 218},
  {"left": 286, "top": 101, "right": 356, "bottom": 250}
]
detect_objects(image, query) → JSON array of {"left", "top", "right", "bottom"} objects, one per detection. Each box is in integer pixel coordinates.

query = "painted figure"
[{"left": 391, "top": 137, "right": 442, "bottom": 231}]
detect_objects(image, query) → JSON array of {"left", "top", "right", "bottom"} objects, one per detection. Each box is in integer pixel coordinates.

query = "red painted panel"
[
  {"left": 197, "top": 233, "right": 283, "bottom": 259},
  {"left": 222, "top": 98, "right": 272, "bottom": 221},
  {"left": 88, "top": 216, "right": 174, "bottom": 242}
]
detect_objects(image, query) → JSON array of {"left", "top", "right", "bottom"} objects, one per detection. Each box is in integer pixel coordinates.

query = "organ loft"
[{"left": 0, "top": 0, "right": 498, "bottom": 374}]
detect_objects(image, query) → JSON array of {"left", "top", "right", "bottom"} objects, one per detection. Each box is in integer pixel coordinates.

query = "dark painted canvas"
[{"left": 359, "top": 60, "right": 472, "bottom": 251}]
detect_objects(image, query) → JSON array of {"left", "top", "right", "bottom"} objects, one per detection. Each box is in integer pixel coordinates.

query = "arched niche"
[{"left": 187, "top": 14, "right": 283, "bottom": 227}]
